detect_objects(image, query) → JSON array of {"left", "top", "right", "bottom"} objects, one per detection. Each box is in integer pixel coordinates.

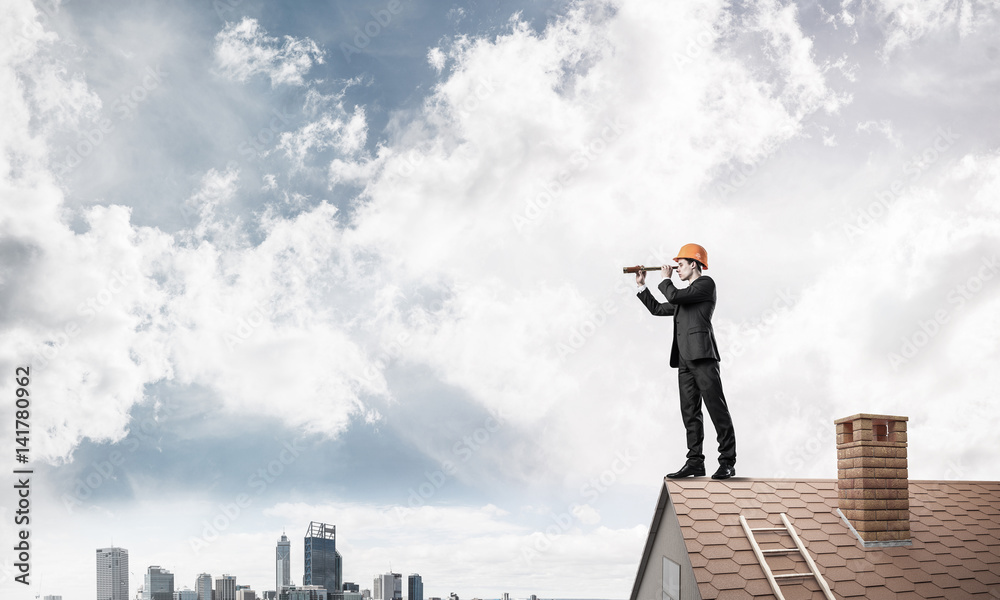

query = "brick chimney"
[{"left": 835, "top": 413, "right": 910, "bottom": 546}]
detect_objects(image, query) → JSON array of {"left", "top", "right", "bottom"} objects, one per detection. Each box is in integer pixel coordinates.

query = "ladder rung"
[{"left": 741, "top": 513, "right": 836, "bottom": 600}]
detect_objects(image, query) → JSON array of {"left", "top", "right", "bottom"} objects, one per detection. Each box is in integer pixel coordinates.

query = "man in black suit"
[{"left": 636, "top": 244, "right": 736, "bottom": 479}]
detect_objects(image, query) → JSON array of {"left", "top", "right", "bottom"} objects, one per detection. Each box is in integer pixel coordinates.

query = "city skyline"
[{"left": 86, "top": 526, "right": 444, "bottom": 600}]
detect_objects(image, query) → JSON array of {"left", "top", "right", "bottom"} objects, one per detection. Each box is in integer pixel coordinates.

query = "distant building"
[
  {"left": 406, "top": 575, "right": 422, "bottom": 600},
  {"left": 304, "top": 522, "right": 342, "bottom": 594},
  {"left": 372, "top": 574, "right": 401, "bottom": 600},
  {"left": 174, "top": 590, "right": 198, "bottom": 600},
  {"left": 43, "top": 596, "right": 63, "bottom": 600},
  {"left": 97, "top": 547, "right": 129, "bottom": 600},
  {"left": 280, "top": 585, "right": 328, "bottom": 600},
  {"left": 342, "top": 583, "right": 359, "bottom": 593},
  {"left": 216, "top": 575, "right": 237, "bottom": 600},
  {"left": 145, "top": 566, "right": 175, "bottom": 600},
  {"left": 195, "top": 574, "right": 212, "bottom": 600},
  {"left": 277, "top": 532, "right": 292, "bottom": 592},
  {"left": 236, "top": 589, "right": 256, "bottom": 600}
]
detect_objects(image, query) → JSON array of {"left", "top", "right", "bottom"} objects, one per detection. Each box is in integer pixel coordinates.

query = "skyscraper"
[
  {"left": 373, "top": 574, "right": 400, "bottom": 600},
  {"left": 303, "top": 522, "right": 342, "bottom": 594},
  {"left": 406, "top": 575, "right": 422, "bottom": 600},
  {"left": 216, "top": 575, "right": 237, "bottom": 600},
  {"left": 144, "top": 566, "right": 175, "bottom": 600},
  {"left": 97, "top": 547, "right": 129, "bottom": 600},
  {"left": 196, "top": 574, "right": 212, "bottom": 600},
  {"left": 277, "top": 532, "right": 292, "bottom": 592}
]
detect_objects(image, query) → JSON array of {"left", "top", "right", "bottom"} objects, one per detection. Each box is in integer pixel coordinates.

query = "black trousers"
[{"left": 677, "top": 357, "right": 736, "bottom": 466}]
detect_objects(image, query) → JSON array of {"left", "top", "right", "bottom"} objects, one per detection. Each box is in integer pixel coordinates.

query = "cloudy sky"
[{"left": 1, "top": 0, "right": 999, "bottom": 598}]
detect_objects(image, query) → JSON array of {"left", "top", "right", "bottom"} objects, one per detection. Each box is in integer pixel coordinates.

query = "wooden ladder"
[{"left": 739, "top": 512, "right": 836, "bottom": 600}]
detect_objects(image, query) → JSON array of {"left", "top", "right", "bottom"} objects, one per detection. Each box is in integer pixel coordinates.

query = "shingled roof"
[{"left": 629, "top": 477, "right": 1000, "bottom": 600}]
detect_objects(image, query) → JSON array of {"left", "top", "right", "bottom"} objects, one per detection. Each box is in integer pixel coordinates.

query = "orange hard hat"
[{"left": 674, "top": 243, "right": 708, "bottom": 269}]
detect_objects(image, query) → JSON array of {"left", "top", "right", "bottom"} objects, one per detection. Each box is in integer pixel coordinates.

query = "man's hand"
[
  {"left": 636, "top": 268, "right": 646, "bottom": 286},
  {"left": 663, "top": 265, "right": 674, "bottom": 278}
]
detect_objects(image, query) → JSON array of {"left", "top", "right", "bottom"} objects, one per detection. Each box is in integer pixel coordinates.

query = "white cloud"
[
  {"left": 0, "top": 2, "right": 171, "bottom": 463},
  {"left": 277, "top": 107, "right": 368, "bottom": 171},
  {"left": 160, "top": 179, "right": 389, "bottom": 438},
  {"left": 722, "top": 150, "right": 1000, "bottom": 479},
  {"left": 262, "top": 173, "right": 277, "bottom": 191},
  {"left": 857, "top": 118, "right": 903, "bottom": 147},
  {"left": 213, "top": 17, "right": 324, "bottom": 87},
  {"left": 750, "top": 0, "right": 850, "bottom": 117},
  {"left": 341, "top": 0, "right": 851, "bottom": 484},
  {"left": 0, "top": 7, "right": 380, "bottom": 463},
  {"left": 873, "top": 0, "right": 1000, "bottom": 55},
  {"left": 427, "top": 46, "right": 446, "bottom": 73}
]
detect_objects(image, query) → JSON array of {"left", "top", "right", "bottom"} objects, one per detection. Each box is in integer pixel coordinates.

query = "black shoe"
[
  {"left": 667, "top": 463, "right": 706, "bottom": 478},
  {"left": 712, "top": 464, "right": 736, "bottom": 480}
]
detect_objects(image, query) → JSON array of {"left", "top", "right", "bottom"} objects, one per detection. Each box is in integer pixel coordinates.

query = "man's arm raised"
[{"left": 659, "top": 276, "right": 715, "bottom": 305}]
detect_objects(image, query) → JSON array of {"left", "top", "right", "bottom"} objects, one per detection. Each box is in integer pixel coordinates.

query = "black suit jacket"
[{"left": 637, "top": 275, "right": 721, "bottom": 368}]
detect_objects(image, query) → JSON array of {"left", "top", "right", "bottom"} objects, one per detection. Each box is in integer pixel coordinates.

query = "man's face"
[{"left": 677, "top": 259, "right": 696, "bottom": 281}]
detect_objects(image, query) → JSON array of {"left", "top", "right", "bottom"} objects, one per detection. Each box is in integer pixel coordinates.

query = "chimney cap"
[{"left": 834, "top": 413, "right": 908, "bottom": 424}]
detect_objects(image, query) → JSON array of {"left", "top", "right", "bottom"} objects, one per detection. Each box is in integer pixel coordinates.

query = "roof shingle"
[{"left": 643, "top": 478, "right": 1000, "bottom": 599}]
